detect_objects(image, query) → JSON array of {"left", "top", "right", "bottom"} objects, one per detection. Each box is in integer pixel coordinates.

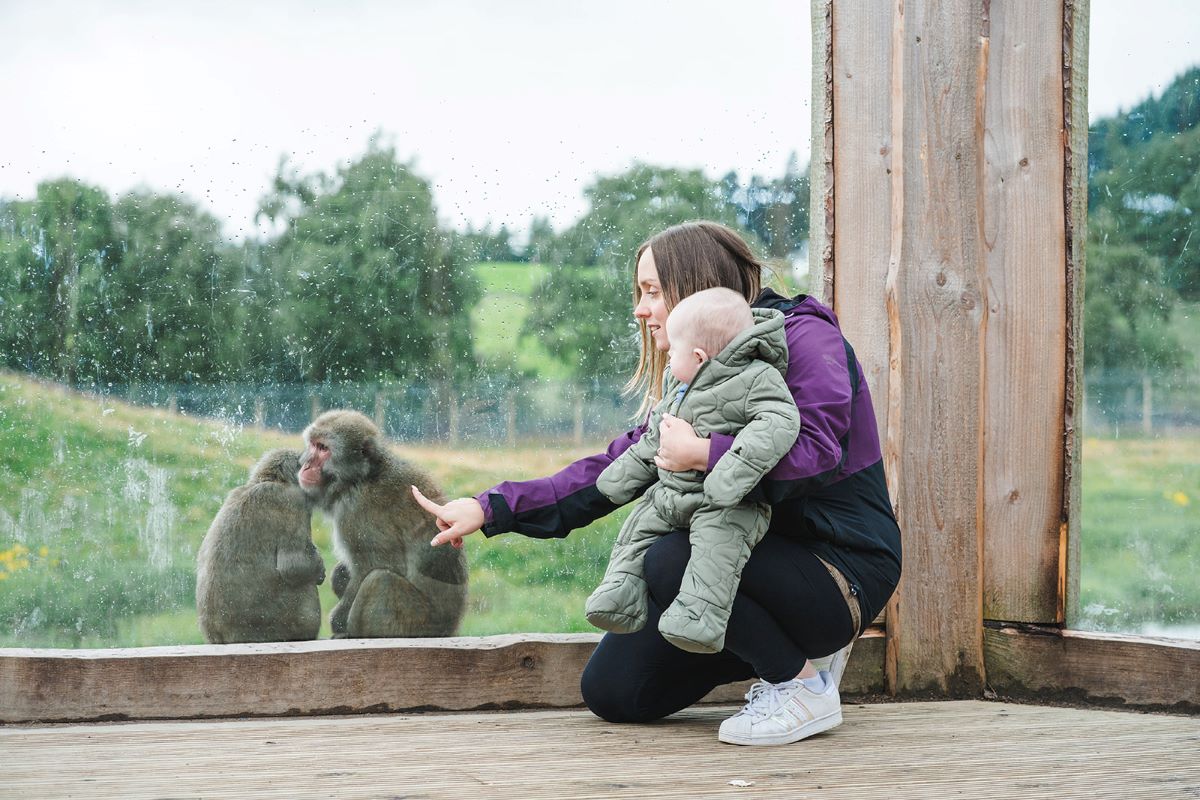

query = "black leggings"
[{"left": 580, "top": 529, "right": 855, "bottom": 723}]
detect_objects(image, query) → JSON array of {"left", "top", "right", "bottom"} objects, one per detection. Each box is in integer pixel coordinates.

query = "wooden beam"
[
  {"left": 0, "top": 631, "right": 888, "bottom": 724},
  {"left": 984, "top": 624, "right": 1200, "bottom": 713},
  {"left": 1061, "top": 0, "right": 1089, "bottom": 627},
  {"left": 887, "top": 0, "right": 987, "bottom": 697},
  {"left": 980, "top": 1, "right": 1068, "bottom": 623},
  {"left": 809, "top": 0, "right": 834, "bottom": 303},
  {"left": 832, "top": 0, "right": 894, "bottom": 454}
]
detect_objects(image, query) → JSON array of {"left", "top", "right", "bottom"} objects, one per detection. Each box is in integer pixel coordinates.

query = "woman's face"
[{"left": 634, "top": 247, "right": 670, "bottom": 351}]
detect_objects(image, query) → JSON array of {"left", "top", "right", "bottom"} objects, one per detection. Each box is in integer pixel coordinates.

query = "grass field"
[
  {"left": 1, "top": 365, "right": 1196, "bottom": 647},
  {"left": 471, "top": 261, "right": 574, "bottom": 379},
  {"left": 0, "top": 371, "right": 625, "bottom": 647}
]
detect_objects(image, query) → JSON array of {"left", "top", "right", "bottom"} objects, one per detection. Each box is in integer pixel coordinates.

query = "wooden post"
[
  {"left": 374, "top": 390, "right": 386, "bottom": 429},
  {"left": 309, "top": 394, "right": 321, "bottom": 422},
  {"left": 828, "top": 0, "right": 1082, "bottom": 693},
  {"left": 1062, "top": 0, "right": 1089, "bottom": 626},
  {"left": 808, "top": 0, "right": 834, "bottom": 303},
  {"left": 573, "top": 389, "right": 584, "bottom": 446},
  {"left": 506, "top": 389, "right": 518, "bottom": 447},
  {"left": 1141, "top": 374, "right": 1153, "bottom": 435},
  {"left": 448, "top": 393, "right": 460, "bottom": 446},
  {"left": 254, "top": 397, "right": 265, "bottom": 429}
]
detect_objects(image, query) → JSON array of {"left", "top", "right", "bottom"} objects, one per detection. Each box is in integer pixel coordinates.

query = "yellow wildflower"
[
  {"left": 0, "top": 550, "right": 11, "bottom": 564},
  {"left": 1172, "top": 492, "right": 1190, "bottom": 507},
  {"left": 38, "top": 546, "right": 49, "bottom": 558}
]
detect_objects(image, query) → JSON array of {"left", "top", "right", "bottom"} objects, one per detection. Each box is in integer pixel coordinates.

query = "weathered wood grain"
[
  {"left": 984, "top": 624, "right": 1200, "bottom": 712},
  {"left": 0, "top": 631, "right": 888, "bottom": 724},
  {"left": 1061, "top": 0, "right": 1089, "bottom": 626},
  {"left": 809, "top": 0, "right": 835, "bottom": 303},
  {"left": 832, "top": 0, "right": 894, "bottom": 451},
  {"left": 5, "top": 701, "right": 1197, "bottom": 800},
  {"left": 980, "top": 0, "right": 1068, "bottom": 623},
  {"left": 888, "top": 0, "right": 987, "bottom": 696}
]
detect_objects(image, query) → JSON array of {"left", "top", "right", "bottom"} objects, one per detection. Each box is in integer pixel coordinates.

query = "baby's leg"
[
  {"left": 657, "top": 502, "right": 770, "bottom": 653},
  {"left": 586, "top": 491, "right": 674, "bottom": 634}
]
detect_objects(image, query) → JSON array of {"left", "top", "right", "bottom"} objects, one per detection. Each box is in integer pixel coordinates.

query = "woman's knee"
[
  {"left": 580, "top": 657, "right": 651, "bottom": 723},
  {"left": 642, "top": 530, "right": 691, "bottom": 606}
]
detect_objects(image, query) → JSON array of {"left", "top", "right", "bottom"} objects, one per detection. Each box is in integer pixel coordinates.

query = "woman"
[{"left": 414, "top": 221, "right": 901, "bottom": 746}]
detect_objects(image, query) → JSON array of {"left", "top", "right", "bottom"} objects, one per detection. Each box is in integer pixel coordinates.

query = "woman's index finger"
[{"left": 410, "top": 485, "right": 442, "bottom": 515}]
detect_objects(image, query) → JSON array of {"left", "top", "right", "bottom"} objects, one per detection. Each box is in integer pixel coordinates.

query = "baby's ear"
[{"left": 694, "top": 348, "right": 709, "bottom": 363}]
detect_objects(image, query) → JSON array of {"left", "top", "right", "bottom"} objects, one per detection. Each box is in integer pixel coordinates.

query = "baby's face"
[{"left": 666, "top": 318, "right": 705, "bottom": 384}]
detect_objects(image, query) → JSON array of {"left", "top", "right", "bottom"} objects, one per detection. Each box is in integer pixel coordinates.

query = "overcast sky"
[{"left": 1, "top": 0, "right": 1196, "bottom": 241}]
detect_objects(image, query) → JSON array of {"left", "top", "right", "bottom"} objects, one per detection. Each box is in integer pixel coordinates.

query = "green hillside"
[{"left": 0, "top": 371, "right": 623, "bottom": 647}]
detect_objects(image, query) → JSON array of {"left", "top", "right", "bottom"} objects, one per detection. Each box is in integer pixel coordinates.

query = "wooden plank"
[
  {"left": 1061, "top": 0, "right": 1089, "bottom": 626},
  {"left": 980, "top": 2, "right": 1068, "bottom": 622},
  {"left": 5, "top": 701, "right": 1198, "bottom": 800},
  {"left": 831, "top": 0, "right": 894, "bottom": 454},
  {"left": 0, "top": 631, "right": 888, "bottom": 724},
  {"left": 888, "top": 0, "right": 986, "bottom": 696},
  {"left": 809, "top": 0, "right": 835, "bottom": 303},
  {"left": 984, "top": 624, "right": 1200, "bottom": 712}
]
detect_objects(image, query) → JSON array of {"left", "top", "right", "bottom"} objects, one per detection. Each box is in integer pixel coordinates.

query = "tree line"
[
  {"left": 2, "top": 62, "right": 1196, "bottom": 395},
  {"left": 0, "top": 141, "right": 808, "bottom": 391}
]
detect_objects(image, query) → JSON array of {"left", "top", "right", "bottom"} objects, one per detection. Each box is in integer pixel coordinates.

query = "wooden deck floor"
[{"left": 3, "top": 700, "right": 1198, "bottom": 799}]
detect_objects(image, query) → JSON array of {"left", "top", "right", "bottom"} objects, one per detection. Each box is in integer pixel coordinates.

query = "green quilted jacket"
[{"left": 597, "top": 309, "right": 802, "bottom": 514}]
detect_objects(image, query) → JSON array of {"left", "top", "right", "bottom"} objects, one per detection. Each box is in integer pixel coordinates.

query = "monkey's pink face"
[{"left": 298, "top": 438, "right": 330, "bottom": 491}]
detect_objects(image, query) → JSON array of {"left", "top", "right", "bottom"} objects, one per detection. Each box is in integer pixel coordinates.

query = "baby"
[{"left": 586, "top": 287, "right": 801, "bottom": 653}]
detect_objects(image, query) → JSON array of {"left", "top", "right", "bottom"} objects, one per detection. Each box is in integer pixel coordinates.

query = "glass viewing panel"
[
  {"left": 0, "top": 2, "right": 812, "bottom": 647},
  {"left": 1076, "top": 2, "right": 1200, "bottom": 639}
]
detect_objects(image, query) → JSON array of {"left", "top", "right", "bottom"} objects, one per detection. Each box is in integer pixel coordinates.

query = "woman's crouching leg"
[{"left": 581, "top": 594, "right": 754, "bottom": 723}]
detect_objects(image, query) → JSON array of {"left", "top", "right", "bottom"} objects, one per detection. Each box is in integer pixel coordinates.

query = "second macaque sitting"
[{"left": 586, "top": 288, "right": 802, "bottom": 653}]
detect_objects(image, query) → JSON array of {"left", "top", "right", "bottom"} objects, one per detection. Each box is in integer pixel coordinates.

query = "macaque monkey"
[
  {"left": 197, "top": 449, "right": 325, "bottom": 643},
  {"left": 299, "top": 410, "right": 467, "bottom": 637}
]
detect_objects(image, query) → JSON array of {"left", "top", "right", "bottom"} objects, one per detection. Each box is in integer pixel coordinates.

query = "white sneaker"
[
  {"left": 810, "top": 640, "right": 854, "bottom": 688},
  {"left": 717, "top": 673, "right": 843, "bottom": 746}
]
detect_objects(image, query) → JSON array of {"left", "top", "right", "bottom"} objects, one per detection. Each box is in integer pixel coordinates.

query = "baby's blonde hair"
[{"left": 667, "top": 287, "right": 754, "bottom": 358}]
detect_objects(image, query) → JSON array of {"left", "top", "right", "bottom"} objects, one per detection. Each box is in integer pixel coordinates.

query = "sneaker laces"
[{"left": 740, "top": 680, "right": 797, "bottom": 721}]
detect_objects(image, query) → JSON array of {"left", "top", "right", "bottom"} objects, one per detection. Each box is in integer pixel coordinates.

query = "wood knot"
[
  {"left": 1019, "top": 157, "right": 1030, "bottom": 168},
  {"left": 521, "top": 656, "right": 536, "bottom": 669},
  {"left": 1008, "top": 489, "right": 1021, "bottom": 504},
  {"left": 936, "top": 272, "right": 947, "bottom": 287}
]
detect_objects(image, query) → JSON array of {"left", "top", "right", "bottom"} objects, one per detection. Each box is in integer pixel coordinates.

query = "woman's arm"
[{"left": 447, "top": 424, "right": 649, "bottom": 541}]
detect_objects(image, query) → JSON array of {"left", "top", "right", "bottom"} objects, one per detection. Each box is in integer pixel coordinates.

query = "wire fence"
[{"left": 112, "top": 378, "right": 638, "bottom": 445}]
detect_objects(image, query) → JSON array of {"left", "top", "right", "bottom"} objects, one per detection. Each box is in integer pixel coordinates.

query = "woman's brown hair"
[{"left": 627, "top": 221, "right": 764, "bottom": 418}]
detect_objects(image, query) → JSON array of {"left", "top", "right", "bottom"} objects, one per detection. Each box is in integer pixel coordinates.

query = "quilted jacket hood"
[{"left": 693, "top": 308, "right": 789, "bottom": 388}]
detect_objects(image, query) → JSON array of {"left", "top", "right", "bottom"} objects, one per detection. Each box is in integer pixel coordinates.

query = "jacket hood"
[
  {"left": 755, "top": 288, "right": 841, "bottom": 328},
  {"left": 698, "top": 307, "right": 790, "bottom": 383}
]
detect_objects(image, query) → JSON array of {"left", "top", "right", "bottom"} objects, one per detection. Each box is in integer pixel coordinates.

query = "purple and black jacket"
[{"left": 476, "top": 289, "right": 902, "bottom": 626}]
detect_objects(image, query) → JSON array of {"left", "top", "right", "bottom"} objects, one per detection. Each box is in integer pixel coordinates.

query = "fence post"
[
  {"left": 506, "top": 389, "right": 518, "bottom": 447},
  {"left": 374, "top": 391, "right": 386, "bottom": 430},
  {"left": 1142, "top": 373, "right": 1153, "bottom": 435},
  {"left": 254, "top": 397, "right": 265, "bottom": 428},
  {"left": 573, "top": 388, "right": 584, "bottom": 446},
  {"left": 310, "top": 394, "right": 321, "bottom": 422}
]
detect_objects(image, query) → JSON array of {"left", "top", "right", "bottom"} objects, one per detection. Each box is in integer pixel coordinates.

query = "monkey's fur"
[
  {"left": 299, "top": 410, "right": 468, "bottom": 638},
  {"left": 196, "top": 449, "right": 326, "bottom": 643}
]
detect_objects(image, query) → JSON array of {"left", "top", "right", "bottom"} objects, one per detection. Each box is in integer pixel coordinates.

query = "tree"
[
  {"left": 258, "top": 141, "right": 479, "bottom": 385},
  {"left": 1084, "top": 219, "right": 1184, "bottom": 375},
  {"left": 522, "top": 164, "right": 752, "bottom": 382},
  {"left": 107, "top": 192, "right": 241, "bottom": 384},
  {"left": 0, "top": 180, "right": 120, "bottom": 384}
]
